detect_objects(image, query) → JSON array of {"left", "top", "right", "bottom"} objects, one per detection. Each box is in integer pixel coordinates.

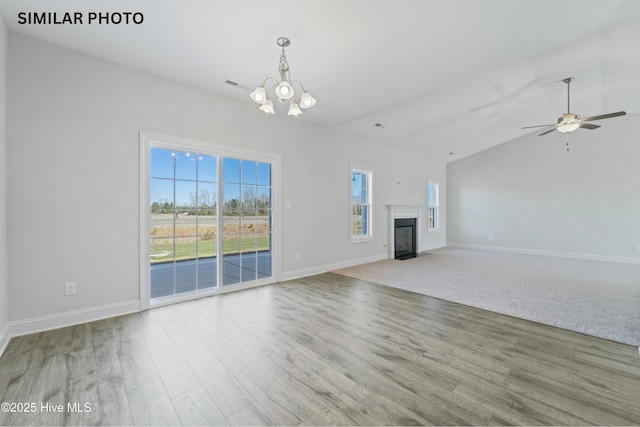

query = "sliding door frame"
[{"left": 139, "top": 131, "right": 280, "bottom": 310}]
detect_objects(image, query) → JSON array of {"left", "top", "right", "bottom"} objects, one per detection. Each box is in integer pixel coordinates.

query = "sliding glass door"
[{"left": 145, "top": 138, "right": 274, "bottom": 304}]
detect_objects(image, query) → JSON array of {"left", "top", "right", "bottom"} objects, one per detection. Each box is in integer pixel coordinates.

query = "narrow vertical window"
[
  {"left": 428, "top": 181, "right": 439, "bottom": 232},
  {"left": 351, "top": 167, "right": 373, "bottom": 242}
]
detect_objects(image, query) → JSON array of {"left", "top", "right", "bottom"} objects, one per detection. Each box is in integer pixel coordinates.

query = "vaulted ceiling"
[{"left": 2, "top": 0, "right": 639, "bottom": 163}]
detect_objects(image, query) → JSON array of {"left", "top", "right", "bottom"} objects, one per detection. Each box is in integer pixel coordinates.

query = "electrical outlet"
[
  {"left": 635, "top": 245, "right": 640, "bottom": 252},
  {"left": 294, "top": 253, "right": 300, "bottom": 261},
  {"left": 65, "top": 281, "right": 76, "bottom": 296}
]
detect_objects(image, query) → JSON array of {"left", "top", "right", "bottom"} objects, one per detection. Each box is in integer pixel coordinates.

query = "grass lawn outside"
[{"left": 150, "top": 234, "right": 271, "bottom": 263}]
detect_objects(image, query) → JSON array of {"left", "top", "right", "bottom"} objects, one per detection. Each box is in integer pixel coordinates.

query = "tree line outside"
[
  {"left": 150, "top": 187, "right": 271, "bottom": 264},
  {"left": 151, "top": 187, "right": 270, "bottom": 216}
]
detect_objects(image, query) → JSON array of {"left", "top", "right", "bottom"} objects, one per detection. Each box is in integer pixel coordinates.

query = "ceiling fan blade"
[
  {"left": 538, "top": 128, "right": 556, "bottom": 136},
  {"left": 580, "top": 111, "right": 626, "bottom": 122},
  {"left": 580, "top": 123, "right": 600, "bottom": 130},
  {"left": 522, "top": 124, "right": 556, "bottom": 129}
]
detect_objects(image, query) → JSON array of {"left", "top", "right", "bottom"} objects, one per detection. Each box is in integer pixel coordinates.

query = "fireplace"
[
  {"left": 386, "top": 205, "right": 421, "bottom": 260},
  {"left": 394, "top": 218, "right": 417, "bottom": 260}
]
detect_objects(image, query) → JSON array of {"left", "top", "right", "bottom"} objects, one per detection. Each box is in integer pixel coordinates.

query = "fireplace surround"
[{"left": 386, "top": 205, "right": 421, "bottom": 260}]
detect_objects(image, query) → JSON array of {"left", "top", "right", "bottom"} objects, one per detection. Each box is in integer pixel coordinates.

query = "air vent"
[{"left": 225, "top": 80, "right": 249, "bottom": 90}]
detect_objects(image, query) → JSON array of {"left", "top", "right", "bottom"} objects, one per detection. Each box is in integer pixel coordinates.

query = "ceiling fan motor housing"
[{"left": 559, "top": 113, "right": 578, "bottom": 123}]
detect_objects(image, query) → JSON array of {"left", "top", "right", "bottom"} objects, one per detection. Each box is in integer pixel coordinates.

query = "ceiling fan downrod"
[{"left": 564, "top": 77, "right": 573, "bottom": 114}]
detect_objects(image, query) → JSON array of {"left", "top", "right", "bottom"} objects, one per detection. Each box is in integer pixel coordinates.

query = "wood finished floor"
[{"left": 1, "top": 272, "right": 640, "bottom": 426}]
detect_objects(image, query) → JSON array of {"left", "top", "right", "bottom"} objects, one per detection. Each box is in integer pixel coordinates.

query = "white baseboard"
[
  {"left": 0, "top": 322, "right": 9, "bottom": 357},
  {"left": 419, "top": 243, "right": 447, "bottom": 253},
  {"left": 279, "top": 253, "right": 389, "bottom": 282},
  {"left": 7, "top": 300, "right": 141, "bottom": 340},
  {"left": 447, "top": 243, "right": 640, "bottom": 265}
]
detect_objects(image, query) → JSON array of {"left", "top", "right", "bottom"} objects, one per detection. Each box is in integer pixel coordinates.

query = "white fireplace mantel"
[{"left": 386, "top": 205, "right": 422, "bottom": 259}]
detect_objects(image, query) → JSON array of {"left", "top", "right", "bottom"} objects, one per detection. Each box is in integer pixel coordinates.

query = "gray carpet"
[{"left": 333, "top": 247, "right": 640, "bottom": 346}]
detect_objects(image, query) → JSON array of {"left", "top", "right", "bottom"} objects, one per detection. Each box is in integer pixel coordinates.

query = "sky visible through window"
[{"left": 150, "top": 148, "right": 270, "bottom": 208}]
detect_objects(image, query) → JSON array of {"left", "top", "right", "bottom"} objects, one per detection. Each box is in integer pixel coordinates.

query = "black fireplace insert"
[{"left": 394, "top": 218, "right": 416, "bottom": 260}]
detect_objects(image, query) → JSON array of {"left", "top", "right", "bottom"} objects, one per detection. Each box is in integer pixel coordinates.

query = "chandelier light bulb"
[
  {"left": 300, "top": 91, "right": 316, "bottom": 109},
  {"left": 259, "top": 99, "right": 275, "bottom": 114},
  {"left": 288, "top": 100, "right": 303, "bottom": 116},
  {"left": 250, "top": 86, "right": 267, "bottom": 104},
  {"left": 275, "top": 81, "right": 294, "bottom": 100}
]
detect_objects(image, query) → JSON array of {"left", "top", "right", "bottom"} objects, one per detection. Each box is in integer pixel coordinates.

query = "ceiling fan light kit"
[
  {"left": 522, "top": 77, "right": 626, "bottom": 136},
  {"left": 557, "top": 114, "right": 580, "bottom": 133},
  {"left": 250, "top": 37, "right": 316, "bottom": 116}
]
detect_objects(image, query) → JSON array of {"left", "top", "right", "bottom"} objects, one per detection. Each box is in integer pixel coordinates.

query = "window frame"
[
  {"left": 350, "top": 166, "right": 374, "bottom": 243},
  {"left": 428, "top": 180, "right": 439, "bottom": 233}
]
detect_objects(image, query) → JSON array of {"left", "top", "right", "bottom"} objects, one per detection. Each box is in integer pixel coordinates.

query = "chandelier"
[{"left": 250, "top": 37, "right": 316, "bottom": 116}]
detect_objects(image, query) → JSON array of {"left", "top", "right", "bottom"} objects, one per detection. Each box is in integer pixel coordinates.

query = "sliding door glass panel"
[
  {"left": 222, "top": 158, "right": 272, "bottom": 286},
  {"left": 149, "top": 147, "right": 218, "bottom": 299}
]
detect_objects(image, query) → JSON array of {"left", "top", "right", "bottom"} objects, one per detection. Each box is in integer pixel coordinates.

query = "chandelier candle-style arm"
[{"left": 250, "top": 37, "right": 316, "bottom": 115}]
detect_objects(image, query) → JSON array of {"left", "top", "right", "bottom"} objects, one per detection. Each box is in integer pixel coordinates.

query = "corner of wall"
[
  {"left": 0, "top": 323, "right": 8, "bottom": 357},
  {"left": 0, "top": 11, "right": 10, "bottom": 357}
]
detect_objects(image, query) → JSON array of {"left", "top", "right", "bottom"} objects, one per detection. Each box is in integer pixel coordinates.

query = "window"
[
  {"left": 351, "top": 167, "right": 373, "bottom": 242},
  {"left": 428, "top": 181, "right": 439, "bottom": 232}
]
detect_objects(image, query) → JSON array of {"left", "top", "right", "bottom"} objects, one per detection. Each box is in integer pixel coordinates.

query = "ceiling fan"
[{"left": 522, "top": 77, "right": 626, "bottom": 136}]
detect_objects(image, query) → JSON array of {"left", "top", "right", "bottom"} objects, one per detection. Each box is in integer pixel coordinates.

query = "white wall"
[
  {"left": 7, "top": 34, "right": 445, "bottom": 331},
  {"left": 447, "top": 115, "right": 640, "bottom": 262},
  {"left": 0, "top": 13, "right": 8, "bottom": 352}
]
